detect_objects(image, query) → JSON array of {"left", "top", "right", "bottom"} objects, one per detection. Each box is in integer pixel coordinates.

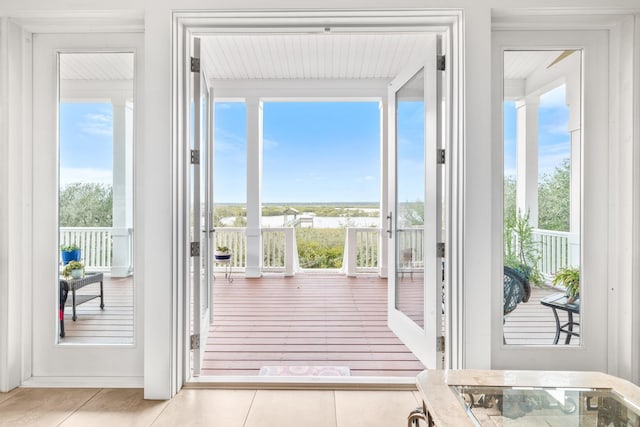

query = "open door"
[
  {"left": 190, "top": 37, "right": 213, "bottom": 376},
  {"left": 387, "top": 34, "right": 445, "bottom": 369}
]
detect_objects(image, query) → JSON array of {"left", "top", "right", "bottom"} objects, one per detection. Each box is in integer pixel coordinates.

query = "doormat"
[{"left": 258, "top": 365, "right": 351, "bottom": 377}]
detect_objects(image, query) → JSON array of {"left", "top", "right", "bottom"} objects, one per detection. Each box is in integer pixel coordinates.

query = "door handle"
[{"left": 387, "top": 212, "right": 392, "bottom": 239}]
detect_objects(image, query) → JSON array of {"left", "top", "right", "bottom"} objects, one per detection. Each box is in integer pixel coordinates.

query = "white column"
[
  {"left": 111, "top": 97, "right": 133, "bottom": 277},
  {"left": 379, "top": 100, "right": 389, "bottom": 278},
  {"left": 245, "top": 98, "right": 263, "bottom": 278},
  {"left": 567, "top": 78, "right": 581, "bottom": 267},
  {"left": 515, "top": 96, "right": 539, "bottom": 227}
]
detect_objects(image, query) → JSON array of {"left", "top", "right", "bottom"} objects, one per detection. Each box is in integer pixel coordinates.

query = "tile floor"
[{"left": 0, "top": 387, "right": 422, "bottom": 426}]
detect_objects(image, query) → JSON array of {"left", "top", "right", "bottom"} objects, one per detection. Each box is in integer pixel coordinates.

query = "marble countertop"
[{"left": 416, "top": 369, "right": 640, "bottom": 426}]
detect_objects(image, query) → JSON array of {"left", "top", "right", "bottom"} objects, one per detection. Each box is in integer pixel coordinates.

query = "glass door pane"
[
  {"left": 58, "top": 52, "right": 135, "bottom": 345},
  {"left": 502, "top": 50, "right": 582, "bottom": 346},
  {"left": 395, "top": 68, "right": 426, "bottom": 328}
]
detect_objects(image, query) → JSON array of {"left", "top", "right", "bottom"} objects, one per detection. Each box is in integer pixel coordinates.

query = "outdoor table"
[
  {"left": 59, "top": 272, "right": 104, "bottom": 338},
  {"left": 540, "top": 292, "right": 580, "bottom": 344}
]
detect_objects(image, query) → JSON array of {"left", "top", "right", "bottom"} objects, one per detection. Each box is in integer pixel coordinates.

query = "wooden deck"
[
  {"left": 504, "top": 285, "right": 581, "bottom": 346},
  {"left": 203, "top": 274, "right": 426, "bottom": 377},
  {"left": 59, "top": 274, "right": 134, "bottom": 345},
  {"left": 59, "top": 272, "right": 580, "bottom": 373}
]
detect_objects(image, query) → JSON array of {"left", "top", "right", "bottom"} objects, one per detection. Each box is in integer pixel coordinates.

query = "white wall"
[
  {"left": 0, "top": 0, "right": 639, "bottom": 398},
  {"left": 0, "top": 18, "right": 8, "bottom": 392},
  {"left": 0, "top": 19, "right": 33, "bottom": 393}
]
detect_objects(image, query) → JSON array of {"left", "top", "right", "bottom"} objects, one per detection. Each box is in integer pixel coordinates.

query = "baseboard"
[{"left": 21, "top": 375, "right": 144, "bottom": 388}]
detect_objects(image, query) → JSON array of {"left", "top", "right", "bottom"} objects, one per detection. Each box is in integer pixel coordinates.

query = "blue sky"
[
  {"left": 59, "top": 85, "right": 570, "bottom": 200},
  {"left": 215, "top": 102, "right": 381, "bottom": 203},
  {"left": 504, "top": 85, "right": 571, "bottom": 179},
  {"left": 59, "top": 102, "right": 114, "bottom": 186}
]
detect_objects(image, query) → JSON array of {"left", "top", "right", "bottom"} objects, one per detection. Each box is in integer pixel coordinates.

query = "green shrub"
[{"left": 296, "top": 228, "right": 345, "bottom": 269}]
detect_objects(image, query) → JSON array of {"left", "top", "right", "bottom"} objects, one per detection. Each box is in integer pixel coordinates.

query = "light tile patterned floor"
[{"left": 0, "top": 388, "right": 420, "bottom": 427}]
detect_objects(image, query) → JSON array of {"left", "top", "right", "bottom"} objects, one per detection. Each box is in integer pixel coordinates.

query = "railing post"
[
  {"left": 346, "top": 228, "right": 357, "bottom": 277},
  {"left": 284, "top": 228, "right": 294, "bottom": 277},
  {"left": 111, "top": 227, "right": 131, "bottom": 277}
]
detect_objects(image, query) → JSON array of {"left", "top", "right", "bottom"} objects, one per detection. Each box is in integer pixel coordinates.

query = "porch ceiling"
[
  {"left": 200, "top": 33, "right": 431, "bottom": 82},
  {"left": 59, "top": 52, "right": 134, "bottom": 80},
  {"left": 503, "top": 50, "right": 565, "bottom": 80}
]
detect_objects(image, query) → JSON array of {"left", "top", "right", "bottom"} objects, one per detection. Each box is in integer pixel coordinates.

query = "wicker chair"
[
  {"left": 504, "top": 265, "right": 531, "bottom": 315},
  {"left": 503, "top": 266, "right": 531, "bottom": 344}
]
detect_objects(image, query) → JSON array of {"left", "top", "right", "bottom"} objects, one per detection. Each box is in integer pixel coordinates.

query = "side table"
[{"left": 59, "top": 272, "right": 104, "bottom": 338}]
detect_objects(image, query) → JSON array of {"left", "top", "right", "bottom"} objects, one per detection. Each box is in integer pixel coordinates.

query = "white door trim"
[
  {"left": 172, "top": 10, "right": 464, "bottom": 390},
  {"left": 491, "top": 29, "right": 609, "bottom": 371},
  {"left": 30, "top": 32, "right": 144, "bottom": 385}
]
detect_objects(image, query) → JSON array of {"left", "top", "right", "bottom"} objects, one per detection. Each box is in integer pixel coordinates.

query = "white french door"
[
  {"left": 189, "top": 37, "right": 214, "bottom": 376},
  {"left": 387, "top": 34, "right": 445, "bottom": 370}
]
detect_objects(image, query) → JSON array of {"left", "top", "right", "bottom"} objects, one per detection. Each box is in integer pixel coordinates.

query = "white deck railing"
[
  {"left": 262, "top": 227, "right": 297, "bottom": 275},
  {"left": 213, "top": 227, "right": 298, "bottom": 275},
  {"left": 343, "top": 228, "right": 381, "bottom": 276},
  {"left": 343, "top": 227, "right": 425, "bottom": 277},
  {"left": 532, "top": 228, "right": 579, "bottom": 277},
  {"left": 213, "top": 227, "right": 246, "bottom": 269},
  {"left": 60, "top": 227, "right": 133, "bottom": 273}
]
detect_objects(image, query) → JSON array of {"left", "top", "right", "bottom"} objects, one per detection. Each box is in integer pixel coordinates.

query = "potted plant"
[
  {"left": 214, "top": 245, "right": 231, "bottom": 261},
  {"left": 61, "top": 243, "right": 82, "bottom": 265},
  {"left": 62, "top": 260, "right": 85, "bottom": 279},
  {"left": 552, "top": 267, "right": 580, "bottom": 303}
]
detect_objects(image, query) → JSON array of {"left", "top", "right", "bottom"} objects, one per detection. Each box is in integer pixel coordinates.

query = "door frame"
[{"left": 173, "top": 10, "right": 464, "bottom": 387}]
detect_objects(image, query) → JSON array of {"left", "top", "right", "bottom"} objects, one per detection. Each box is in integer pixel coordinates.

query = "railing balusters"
[
  {"left": 529, "top": 229, "right": 579, "bottom": 279},
  {"left": 59, "top": 227, "right": 122, "bottom": 272}
]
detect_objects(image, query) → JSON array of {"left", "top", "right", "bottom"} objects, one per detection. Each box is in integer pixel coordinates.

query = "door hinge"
[
  {"left": 437, "top": 242, "right": 445, "bottom": 258},
  {"left": 437, "top": 149, "right": 445, "bottom": 165},
  {"left": 190, "top": 334, "right": 200, "bottom": 350},
  {"left": 436, "top": 336, "right": 445, "bottom": 353},
  {"left": 190, "top": 56, "right": 200, "bottom": 73},
  {"left": 190, "top": 242, "right": 200, "bottom": 257},
  {"left": 437, "top": 55, "right": 446, "bottom": 71},
  {"left": 190, "top": 149, "right": 200, "bottom": 165}
]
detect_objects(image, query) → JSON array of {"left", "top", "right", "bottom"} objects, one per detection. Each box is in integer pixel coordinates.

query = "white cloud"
[
  {"left": 542, "top": 122, "right": 569, "bottom": 135},
  {"left": 60, "top": 167, "right": 112, "bottom": 186},
  {"left": 539, "top": 144, "right": 570, "bottom": 176},
  {"left": 79, "top": 112, "right": 113, "bottom": 136}
]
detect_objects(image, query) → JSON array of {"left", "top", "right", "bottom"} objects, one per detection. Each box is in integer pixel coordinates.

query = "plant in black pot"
[
  {"left": 62, "top": 260, "right": 85, "bottom": 279},
  {"left": 552, "top": 267, "right": 580, "bottom": 303},
  {"left": 60, "top": 243, "right": 82, "bottom": 265}
]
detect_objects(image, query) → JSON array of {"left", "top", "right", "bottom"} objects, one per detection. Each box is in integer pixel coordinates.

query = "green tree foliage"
[
  {"left": 503, "top": 176, "right": 517, "bottom": 227},
  {"left": 262, "top": 205, "right": 378, "bottom": 218},
  {"left": 59, "top": 183, "right": 112, "bottom": 227},
  {"left": 295, "top": 228, "right": 345, "bottom": 269},
  {"left": 538, "top": 159, "right": 570, "bottom": 231},
  {"left": 398, "top": 201, "right": 424, "bottom": 227},
  {"left": 214, "top": 205, "right": 246, "bottom": 227}
]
